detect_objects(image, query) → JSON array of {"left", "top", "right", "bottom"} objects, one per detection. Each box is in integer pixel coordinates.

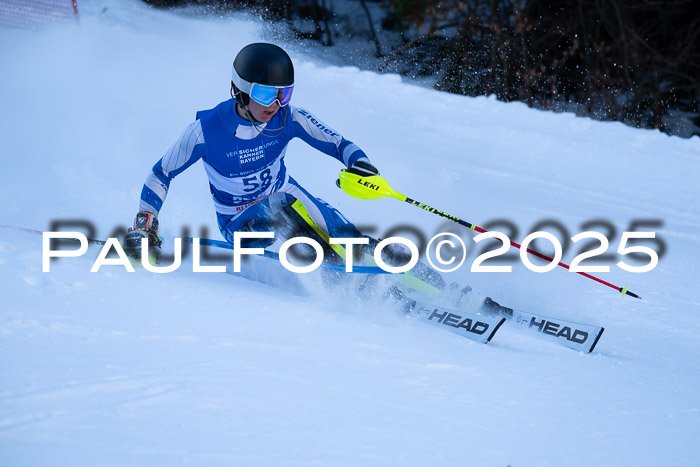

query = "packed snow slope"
[{"left": 1, "top": 1, "right": 699, "bottom": 465}]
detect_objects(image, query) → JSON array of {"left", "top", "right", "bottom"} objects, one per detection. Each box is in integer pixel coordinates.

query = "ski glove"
[
  {"left": 124, "top": 211, "right": 161, "bottom": 260},
  {"left": 337, "top": 160, "right": 379, "bottom": 188},
  {"left": 346, "top": 160, "right": 379, "bottom": 177}
]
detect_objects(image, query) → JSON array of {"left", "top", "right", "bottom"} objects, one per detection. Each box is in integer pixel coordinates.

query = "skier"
[
  {"left": 122, "top": 42, "right": 511, "bottom": 317},
  {"left": 123, "top": 42, "right": 379, "bottom": 262}
]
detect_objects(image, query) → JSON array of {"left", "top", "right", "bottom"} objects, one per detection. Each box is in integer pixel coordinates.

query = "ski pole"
[
  {"left": 0, "top": 224, "right": 108, "bottom": 246},
  {"left": 337, "top": 170, "right": 641, "bottom": 299}
]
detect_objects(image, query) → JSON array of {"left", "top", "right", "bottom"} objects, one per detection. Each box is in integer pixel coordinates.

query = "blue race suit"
[{"left": 137, "top": 98, "right": 370, "bottom": 244}]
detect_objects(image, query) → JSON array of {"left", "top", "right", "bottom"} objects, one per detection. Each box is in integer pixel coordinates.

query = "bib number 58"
[{"left": 242, "top": 169, "right": 273, "bottom": 193}]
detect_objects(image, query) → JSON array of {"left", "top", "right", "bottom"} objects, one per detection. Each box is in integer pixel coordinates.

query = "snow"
[{"left": 1, "top": 0, "right": 699, "bottom": 465}]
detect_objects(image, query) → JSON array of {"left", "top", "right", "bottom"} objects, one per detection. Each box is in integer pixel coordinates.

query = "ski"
[
  {"left": 507, "top": 310, "right": 605, "bottom": 353},
  {"left": 442, "top": 286, "right": 605, "bottom": 353},
  {"left": 404, "top": 298, "right": 506, "bottom": 344},
  {"left": 206, "top": 236, "right": 600, "bottom": 350}
]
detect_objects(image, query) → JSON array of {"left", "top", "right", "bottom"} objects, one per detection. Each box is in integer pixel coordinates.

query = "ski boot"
[
  {"left": 385, "top": 286, "right": 417, "bottom": 314},
  {"left": 480, "top": 296, "right": 514, "bottom": 318}
]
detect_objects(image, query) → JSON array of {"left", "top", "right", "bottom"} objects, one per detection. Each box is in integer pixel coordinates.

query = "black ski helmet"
[{"left": 231, "top": 43, "right": 294, "bottom": 106}]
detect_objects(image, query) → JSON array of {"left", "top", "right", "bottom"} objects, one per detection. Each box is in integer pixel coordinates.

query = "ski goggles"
[{"left": 249, "top": 83, "right": 294, "bottom": 107}]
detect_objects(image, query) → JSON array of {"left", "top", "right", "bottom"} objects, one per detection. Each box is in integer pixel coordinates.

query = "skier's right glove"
[
  {"left": 124, "top": 211, "right": 161, "bottom": 260},
  {"left": 336, "top": 159, "right": 379, "bottom": 188},
  {"left": 346, "top": 160, "right": 379, "bottom": 177}
]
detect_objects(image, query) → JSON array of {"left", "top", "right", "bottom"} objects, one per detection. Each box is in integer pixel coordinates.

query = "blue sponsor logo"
[{"left": 298, "top": 109, "right": 340, "bottom": 137}]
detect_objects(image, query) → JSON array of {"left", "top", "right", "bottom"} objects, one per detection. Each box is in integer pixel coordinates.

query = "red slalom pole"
[
  {"left": 402, "top": 196, "right": 641, "bottom": 299},
  {"left": 338, "top": 170, "right": 642, "bottom": 299}
]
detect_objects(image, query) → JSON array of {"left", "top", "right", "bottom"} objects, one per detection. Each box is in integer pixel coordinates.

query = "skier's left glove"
[
  {"left": 337, "top": 160, "right": 379, "bottom": 188},
  {"left": 124, "top": 211, "right": 162, "bottom": 262}
]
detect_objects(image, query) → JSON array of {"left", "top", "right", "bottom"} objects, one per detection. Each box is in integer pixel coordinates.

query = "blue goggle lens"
[{"left": 249, "top": 83, "right": 294, "bottom": 107}]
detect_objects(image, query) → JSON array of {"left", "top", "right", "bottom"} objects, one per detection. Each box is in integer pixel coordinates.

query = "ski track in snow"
[{"left": 1, "top": 0, "right": 699, "bottom": 465}]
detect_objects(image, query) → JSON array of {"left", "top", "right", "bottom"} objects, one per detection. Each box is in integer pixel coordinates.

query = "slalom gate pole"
[{"left": 337, "top": 170, "right": 641, "bottom": 299}]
